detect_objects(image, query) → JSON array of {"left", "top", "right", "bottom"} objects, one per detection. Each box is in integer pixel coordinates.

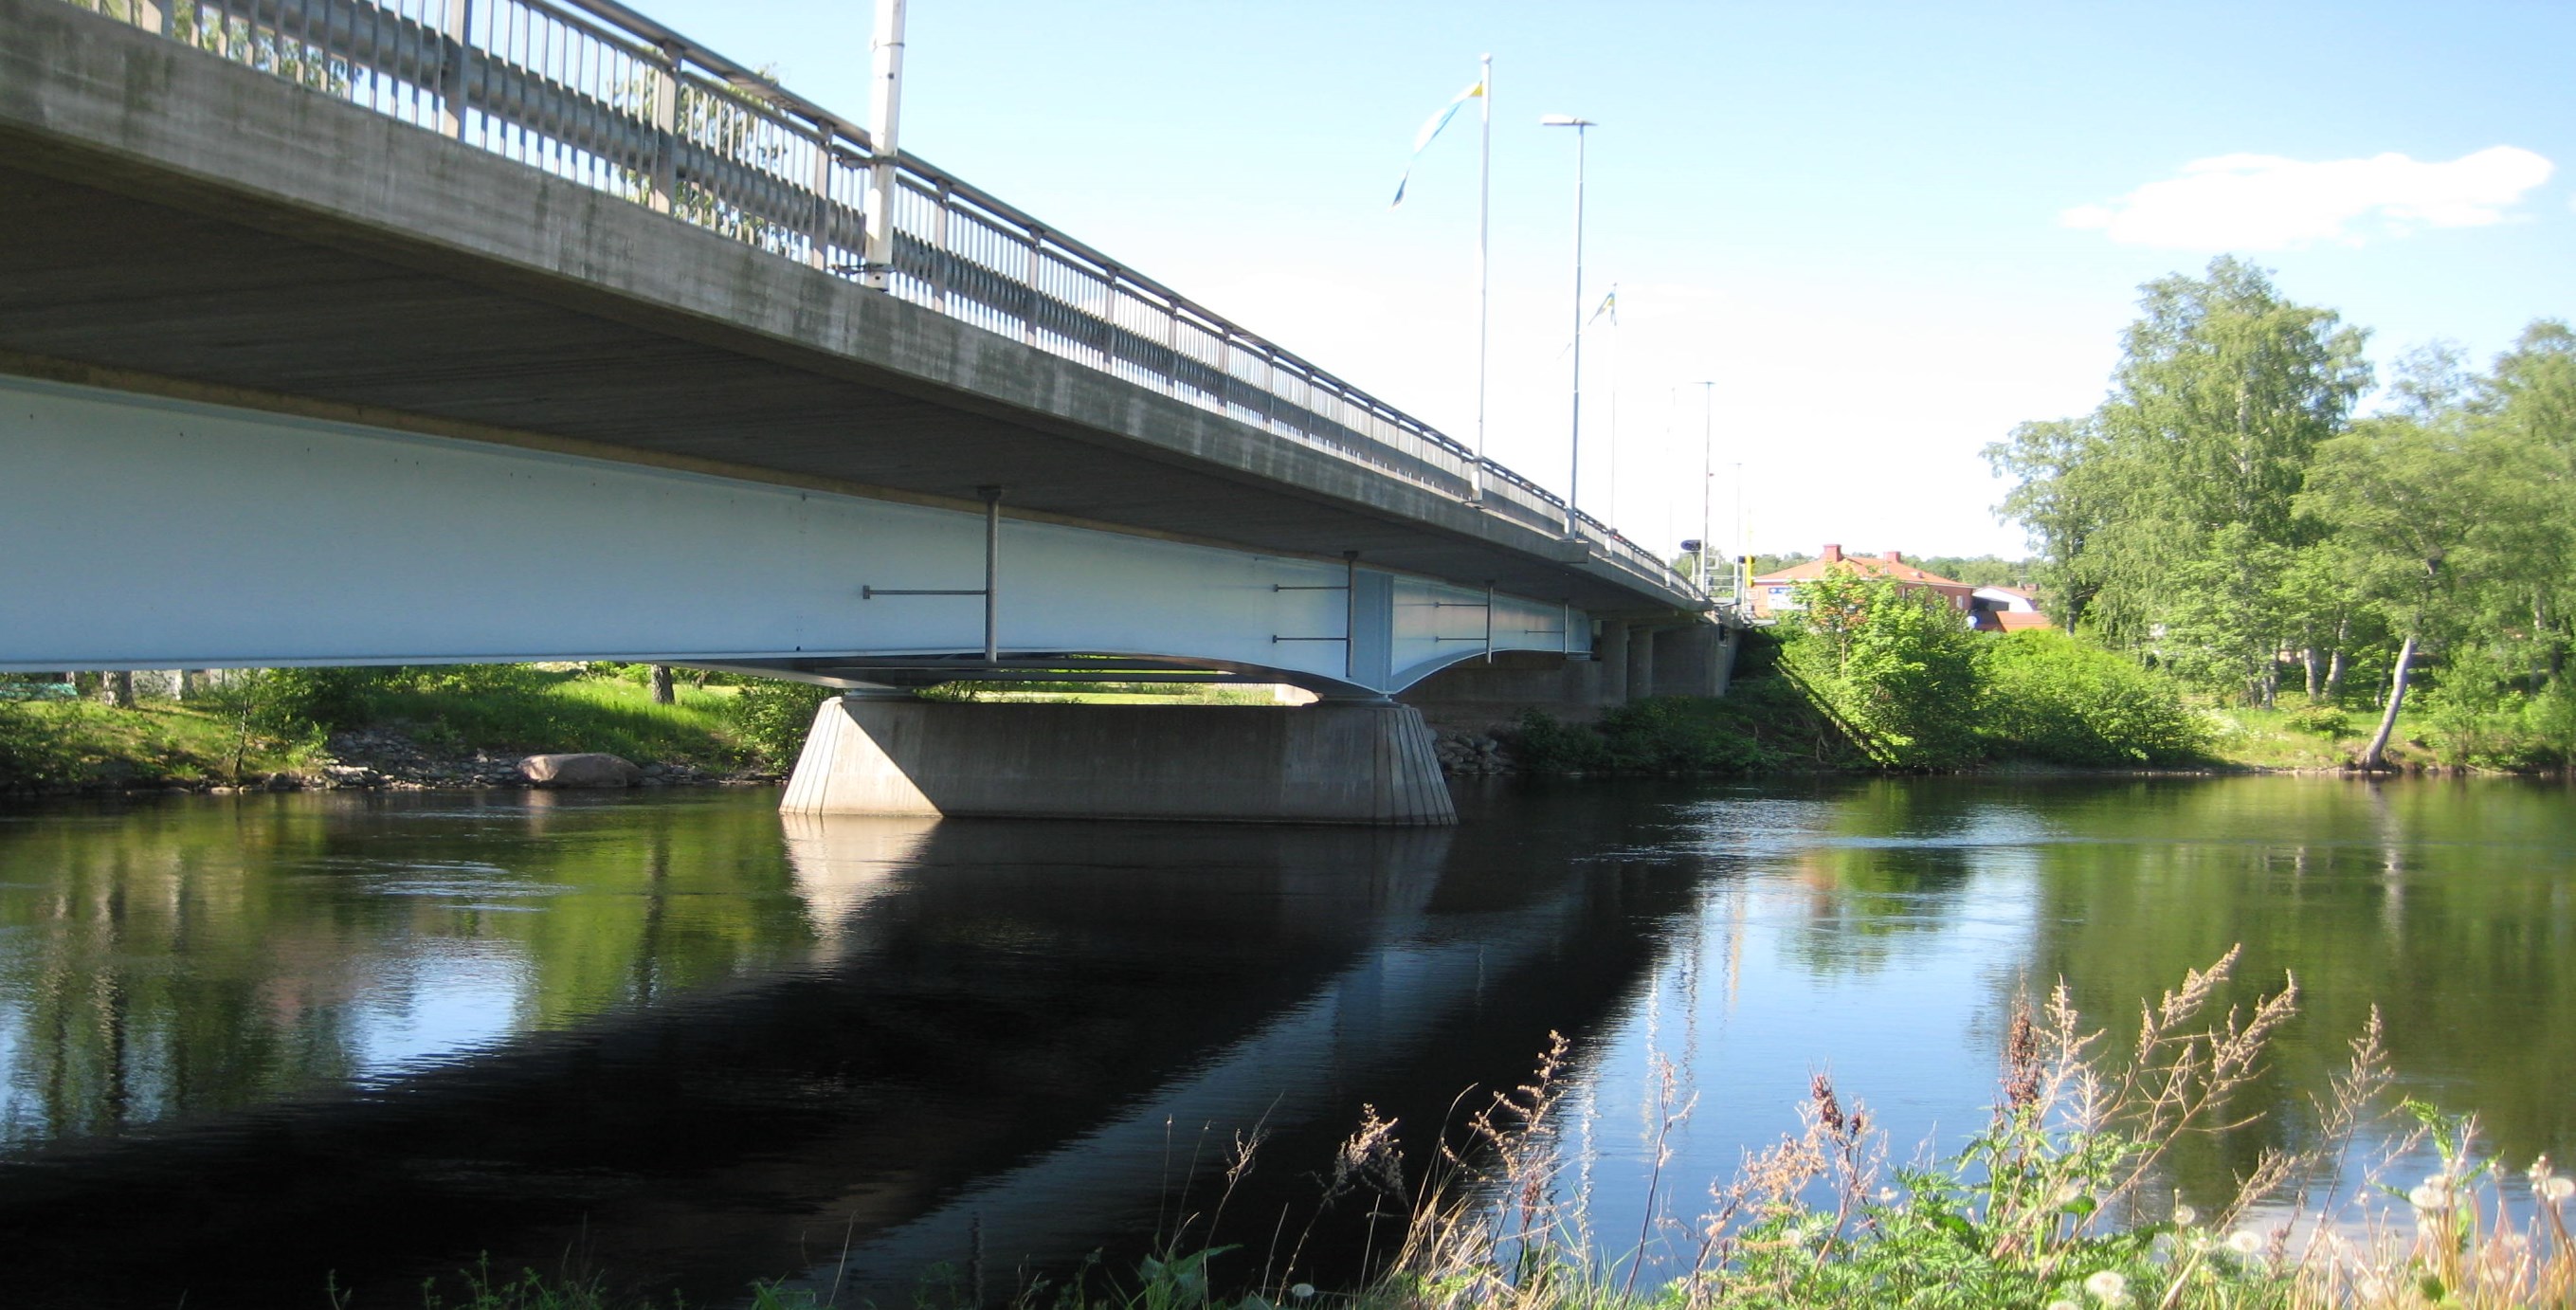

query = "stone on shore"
[{"left": 517, "top": 753, "right": 642, "bottom": 788}]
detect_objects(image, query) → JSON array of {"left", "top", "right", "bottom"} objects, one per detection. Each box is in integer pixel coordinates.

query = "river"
[{"left": 0, "top": 775, "right": 2567, "bottom": 1307}]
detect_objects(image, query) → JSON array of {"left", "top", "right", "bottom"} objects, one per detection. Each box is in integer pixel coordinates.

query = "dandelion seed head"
[
  {"left": 2226, "top": 1229, "right": 2262, "bottom": 1255},
  {"left": 2171, "top": 1204, "right": 2197, "bottom": 1226},
  {"left": 2409, "top": 1183, "right": 2454, "bottom": 1211},
  {"left": 2049, "top": 1301, "right": 2079, "bottom": 1310},
  {"left": 1290, "top": 1284, "right": 1315, "bottom": 1301},
  {"left": 2084, "top": 1269, "right": 2128, "bottom": 1301},
  {"left": 2543, "top": 1176, "right": 2575, "bottom": 1204}
]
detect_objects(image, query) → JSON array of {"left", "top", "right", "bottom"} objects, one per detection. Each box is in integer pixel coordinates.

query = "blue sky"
[{"left": 647, "top": 1, "right": 2575, "bottom": 562}]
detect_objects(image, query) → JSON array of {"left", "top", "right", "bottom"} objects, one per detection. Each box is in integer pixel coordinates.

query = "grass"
[
  {"left": 344, "top": 672, "right": 742, "bottom": 765},
  {"left": 0, "top": 667, "right": 749, "bottom": 790},
  {"left": 2196, "top": 705, "right": 2436, "bottom": 772},
  {"left": 399, "top": 952, "right": 2575, "bottom": 1310},
  {"left": 0, "top": 699, "right": 321, "bottom": 786}
]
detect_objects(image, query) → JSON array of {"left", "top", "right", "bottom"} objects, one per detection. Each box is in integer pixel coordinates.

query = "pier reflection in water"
[
  {"left": 0, "top": 776, "right": 2569, "bottom": 1308},
  {"left": 0, "top": 787, "right": 1700, "bottom": 1309}
]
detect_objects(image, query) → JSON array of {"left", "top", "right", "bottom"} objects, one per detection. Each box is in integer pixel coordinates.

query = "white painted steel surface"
[{"left": 0, "top": 376, "right": 1581, "bottom": 693}]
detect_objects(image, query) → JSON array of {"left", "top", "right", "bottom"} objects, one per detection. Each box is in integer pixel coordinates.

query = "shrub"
[
  {"left": 0, "top": 702, "right": 81, "bottom": 786},
  {"left": 1512, "top": 708, "right": 1612, "bottom": 773},
  {"left": 1975, "top": 629, "right": 2208, "bottom": 765},
  {"left": 728, "top": 678, "right": 836, "bottom": 768},
  {"left": 1596, "top": 697, "right": 1771, "bottom": 773},
  {"left": 2280, "top": 701, "right": 2352, "bottom": 737},
  {"left": 1781, "top": 573, "right": 1983, "bottom": 768}
]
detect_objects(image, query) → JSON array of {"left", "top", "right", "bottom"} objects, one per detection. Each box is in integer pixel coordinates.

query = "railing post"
[
  {"left": 437, "top": 0, "right": 472, "bottom": 140},
  {"left": 647, "top": 41, "right": 680, "bottom": 214},
  {"left": 1021, "top": 229, "right": 1042, "bottom": 348},
  {"left": 1098, "top": 267, "right": 1118, "bottom": 370},
  {"left": 133, "top": 0, "right": 168, "bottom": 36},
  {"left": 928, "top": 181, "right": 951, "bottom": 310},
  {"left": 806, "top": 123, "right": 834, "bottom": 269}
]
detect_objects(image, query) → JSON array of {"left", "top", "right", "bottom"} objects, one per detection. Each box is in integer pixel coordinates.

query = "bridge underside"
[{"left": 0, "top": 376, "right": 1587, "bottom": 703}]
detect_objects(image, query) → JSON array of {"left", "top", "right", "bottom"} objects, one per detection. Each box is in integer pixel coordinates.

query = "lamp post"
[
  {"left": 1696, "top": 379, "right": 1715, "bottom": 592},
  {"left": 1541, "top": 114, "right": 1594, "bottom": 538}
]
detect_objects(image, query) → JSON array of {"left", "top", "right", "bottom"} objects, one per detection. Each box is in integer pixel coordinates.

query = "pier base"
[{"left": 781, "top": 699, "right": 1457, "bottom": 826}]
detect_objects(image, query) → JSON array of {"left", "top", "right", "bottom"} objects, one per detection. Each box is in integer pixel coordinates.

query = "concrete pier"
[{"left": 781, "top": 699, "right": 1457, "bottom": 826}]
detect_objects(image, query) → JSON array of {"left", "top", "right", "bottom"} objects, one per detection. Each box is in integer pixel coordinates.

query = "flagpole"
[{"left": 1473, "top": 53, "right": 1492, "bottom": 505}]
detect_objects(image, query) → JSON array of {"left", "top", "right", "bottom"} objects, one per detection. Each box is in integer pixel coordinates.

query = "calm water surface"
[{"left": 0, "top": 776, "right": 2568, "bottom": 1307}]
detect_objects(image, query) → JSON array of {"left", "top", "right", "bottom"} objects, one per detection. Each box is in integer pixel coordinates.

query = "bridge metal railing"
[{"left": 60, "top": 0, "right": 1706, "bottom": 605}]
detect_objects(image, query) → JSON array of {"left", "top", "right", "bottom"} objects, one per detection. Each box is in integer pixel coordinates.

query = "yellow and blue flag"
[{"left": 1389, "top": 79, "right": 1484, "bottom": 208}]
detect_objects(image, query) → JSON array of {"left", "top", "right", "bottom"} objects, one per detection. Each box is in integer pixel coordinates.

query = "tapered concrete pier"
[{"left": 782, "top": 699, "right": 1457, "bottom": 826}]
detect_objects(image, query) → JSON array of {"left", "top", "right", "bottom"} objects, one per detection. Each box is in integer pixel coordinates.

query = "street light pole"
[
  {"left": 1697, "top": 380, "right": 1715, "bottom": 592},
  {"left": 1541, "top": 115, "right": 1594, "bottom": 538},
  {"left": 861, "top": 0, "right": 906, "bottom": 291}
]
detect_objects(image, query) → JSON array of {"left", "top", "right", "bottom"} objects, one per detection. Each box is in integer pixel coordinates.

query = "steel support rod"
[
  {"left": 1344, "top": 551, "right": 1359, "bottom": 680},
  {"left": 980, "top": 484, "right": 1001, "bottom": 665},
  {"left": 1485, "top": 581, "right": 1495, "bottom": 663}
]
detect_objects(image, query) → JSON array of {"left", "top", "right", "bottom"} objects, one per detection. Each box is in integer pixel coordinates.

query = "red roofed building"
[{"left": 1749, "top": 545, "right": 1977, "bottom": 621}]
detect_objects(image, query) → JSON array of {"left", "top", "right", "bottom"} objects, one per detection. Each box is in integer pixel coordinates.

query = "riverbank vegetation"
[
  {"left": 1515, "top": 595, "right": 2216, "bottom": 775},
  {"left": 417, "top": 952, "right": 2574, "bottom": 1310},
  {"left": 1987, "top": 258, "right": 2576, "bottom": 772},
  {"left": 0, "top": 664, "right": 753, "bottom": 790}
]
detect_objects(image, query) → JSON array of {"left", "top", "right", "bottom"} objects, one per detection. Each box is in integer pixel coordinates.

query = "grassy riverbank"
[
  {"left": 416, "top": 952, "right": 2572, "bottom": 1310},
  {"left": 0, "top": 665, "right": 747, "bottom": 791}
]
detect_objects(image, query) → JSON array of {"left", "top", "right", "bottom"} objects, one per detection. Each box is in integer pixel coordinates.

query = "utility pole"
[{"left": 861, "top": 0, "right": 906, "bottom": 291}]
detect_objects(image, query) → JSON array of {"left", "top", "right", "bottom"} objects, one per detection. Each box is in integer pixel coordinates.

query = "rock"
[{"left": 517, "top": 753, "right": 643, "bottom": 789}]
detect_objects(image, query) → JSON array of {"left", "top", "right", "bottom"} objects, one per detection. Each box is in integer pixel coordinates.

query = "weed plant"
[{"left": 408, "top": 951, "right": 2574, "bottom": 1310}]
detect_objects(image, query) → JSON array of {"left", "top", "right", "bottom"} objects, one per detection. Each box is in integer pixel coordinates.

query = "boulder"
[{"left": 517, "top": 753, "right": 642, "bottom": 789}]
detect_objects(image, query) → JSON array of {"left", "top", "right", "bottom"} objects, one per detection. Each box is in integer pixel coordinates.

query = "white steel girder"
[{"left": 0, "top": 376, "right": 1586, "bottom": 695}]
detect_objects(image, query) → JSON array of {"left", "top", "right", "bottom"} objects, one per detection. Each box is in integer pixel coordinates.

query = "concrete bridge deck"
[
  {"left": 0, "top": 0, "right": 1734, "bottom": 823},
  {"left": 0, "top": 0, "right": 1706, "bottom": 621}
]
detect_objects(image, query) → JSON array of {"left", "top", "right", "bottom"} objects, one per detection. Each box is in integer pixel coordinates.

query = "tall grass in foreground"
[{"left": 419, "top": 950, "right": 2573, "bottom": 1310}]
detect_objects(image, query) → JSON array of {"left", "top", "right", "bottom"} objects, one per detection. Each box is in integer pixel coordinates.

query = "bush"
[
  {"left": 2279, "top": 701, "right": 2352, "bottom": 737},
  {"left": 1512, "top": 708, "right": 1612, "bottom": 773},
  {"left": 0, "top": 702, "right": 81, "bottom": 786},
  {"left": 1975, "top": 629, "right": 2208, "bottom": 766},
  {"left": 1781, "top": 573, "right": 1983, "bottom": 768},
  {"left": 727, "top": 678, "right": 836, "bottom": 768}
]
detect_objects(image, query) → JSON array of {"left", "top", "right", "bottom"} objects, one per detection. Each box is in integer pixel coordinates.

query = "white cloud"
[{"left": 2063, "top": 146, "right": 2553, "bottom": 249}]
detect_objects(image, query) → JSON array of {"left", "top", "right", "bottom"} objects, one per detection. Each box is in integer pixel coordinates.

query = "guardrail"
[{"left": 61, "top": 0, "right": 1706, "bottom": 604}]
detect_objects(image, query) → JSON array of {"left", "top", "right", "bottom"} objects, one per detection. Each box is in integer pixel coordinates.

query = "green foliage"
[
  {"left": 1513, "top": 708, "right": 1613, "bottom": 773},
  {"left": 1514, "top": 684, "right": 1823, "bottom": 775},
  {"left": 727, "top": 678, "right": 837, "bottom": 768},
  {"left": 1987, "top": 263, "right": 2576, "bottom": 766},
  {"left": 0, "top": 701, "right": 82, "bottom": 785},
  {"left": 2278, "top": 701, "right": 2351, "bottom": 737},
  {"left": 1782, "top": 573, "right": 1982, "bottom": 768},
  {"left": 1975, "top": 629, "right": 2209, "bottom": 765}
]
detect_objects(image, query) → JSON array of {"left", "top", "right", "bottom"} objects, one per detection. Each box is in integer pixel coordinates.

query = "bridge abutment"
[{"left": 781, "top": 699, "right": 1457, "bottom": 826}]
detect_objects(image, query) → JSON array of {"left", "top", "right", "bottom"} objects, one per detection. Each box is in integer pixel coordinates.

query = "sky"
[{"left": 642, "top": 0, "right": 2576, "bottom": 563}]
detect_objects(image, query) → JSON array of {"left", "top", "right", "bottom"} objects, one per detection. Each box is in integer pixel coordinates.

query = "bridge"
[{"left": 0, "top": 0, "right": 1736, "bottom": 823}]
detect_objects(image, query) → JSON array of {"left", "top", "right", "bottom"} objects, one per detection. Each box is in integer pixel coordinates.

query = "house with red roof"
[{"left": 1749, "top": 544, "right": 1977, "bottom": 621}]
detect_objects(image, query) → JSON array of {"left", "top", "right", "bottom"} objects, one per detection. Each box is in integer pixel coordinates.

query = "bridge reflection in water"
[{"left": 0, "top": 789, "right": 1710, "bottom": 1309}]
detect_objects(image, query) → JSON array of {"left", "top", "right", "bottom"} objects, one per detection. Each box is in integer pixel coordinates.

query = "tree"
[
  {"left": 1983, "top": 417, "right": 2107, "bottom": 631},
  {"left": 2296, "top": 417, "right": 2504, "bottom": 768},
  {"left": 1991, "top": 259, "right": 2372, "bottom": 696},
  {"left": 1781, "top": 572, "right": 1981, "bottom": 768}
]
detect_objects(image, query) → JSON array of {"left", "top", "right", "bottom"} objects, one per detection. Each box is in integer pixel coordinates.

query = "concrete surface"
[{"left": 781, "top": 699, "right": 1457, "bottom": 826}]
